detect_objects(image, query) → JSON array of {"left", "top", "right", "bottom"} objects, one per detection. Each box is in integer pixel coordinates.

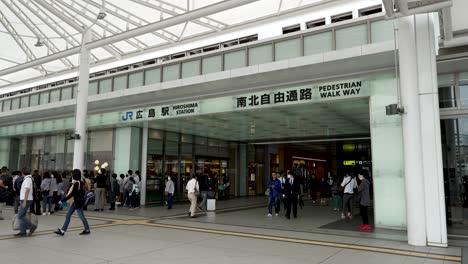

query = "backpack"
[
  {"left": 124, "top": 178, "right": 133, "bottom": 191},
  {"left": 112, "top": 180, "right": 120, "bottom": 195},
  {"left": 14, "top": 177, "right": 23, "bottom": 196}
]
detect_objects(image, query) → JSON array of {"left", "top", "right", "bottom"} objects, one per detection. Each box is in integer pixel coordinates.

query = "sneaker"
[
  {"left": 79, "top": 230, "right": 90, "bottom": 235},
  {"left": 54, "top": 228, "right": 65, "bottom": 236},
  {"left": 14, "top": 232, "right": 27, "bottom": 237},
  {"left": 275, "top": 213, "right": 279, "bottom": 216},
  {"left": 47, "top": 212, "right": 51, "bottom": 216},
  {"left": 347, "top": 212, "right": 353, "bottom": 219},
  {"left": 267, "top": 214, "right": 272, "bottom": 217},
  {"left": 28, "top": 226, "right": 37, "bottom": 236},
  {"left": 42, "top": 213, "right": 47, "bottom": 216},
  {"left": 341, "top": 213, "right": 346, "bottom": 219},
  {"left": 363, "top": 225, "right": 372, "bottom": 231}
]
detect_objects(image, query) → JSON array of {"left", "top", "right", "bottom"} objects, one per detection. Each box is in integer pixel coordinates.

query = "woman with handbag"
[{"left": 54, "top": 169, "right": 90, "bottom": 236}]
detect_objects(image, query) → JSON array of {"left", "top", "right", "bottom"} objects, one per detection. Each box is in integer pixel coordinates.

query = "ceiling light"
[
  {"left": 34, "top": 38, "right": 44, "bottom": 47},
  {"left": 97, "top": 11, "right": 106, "bottom": 20}
]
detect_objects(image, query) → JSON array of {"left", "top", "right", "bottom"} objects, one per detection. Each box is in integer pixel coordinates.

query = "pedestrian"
[
  {"left": 40, "top": 172, "right": 52, "bottom": 215},
  {"left": 341, "top": 171, "right": 357, "bottom": 219},
  {"left": 118, "top": 174, "right": 125, "bottom": 203},
  {"left": 284, "top": 172, "right": 301, "bottom": 219},
  {"left": 122, "top": 171, "right": 132, "bottom": 207},
  {"left": 0, "top": 166, "right": 12, "bottom": 220},
  {"left": 50, "top": 171, "right": 59, "bottom": 213},
  {"left": 309, "top": 174, "right": 318, "bottom": 203},
  {"left": 331, "top": 181, "right": 342, "bottom": 211},
  {"left": 54, "top": 169, "right": 90, "bottom": 236},
  {"left": 186, "top": 175, "right": 199, "bottom": 218},
  {"left": 165, "top": 176, "right": 175, "bottom": 209},
  {"left": 13, "top": 171, "right": 23, "bottom": 214},
  {"left": 266, "top": 172, "right": 281, "bottom": 217},
  {"left": 94, "top": 169, "right": 106, "bottom": 211},
  {"left": 129, "top": 177, "right": 140, "bottom": 209},
  {"left": 109, "top": 173, "right": 119, "bottom": 210},
  {"left": 15, "top": 168, "right": 37, "bottom": 237},
  {"left": 31, "top": 170, "right": 42, "bottom": 215},
  {"left": 54, "top": 173, "right": 64, "bottom": 212},
  {"left": 357, "top": 170, "right": 371, "bottom": 231},
  {"left": 320, "top": 177, "right": 329, "bottom": 206}
]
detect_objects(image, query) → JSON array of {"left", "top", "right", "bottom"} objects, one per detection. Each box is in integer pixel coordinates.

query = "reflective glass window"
[
  {"left": 145, "top": 68, "right": 161, "bottom": 85},
  {"left": 20, "top": 96, "right": 29, "bottom": 108},
  {"left": 50, "top": 89, "right": 61, "bottom": 103},
  {"left": 11, "top": 98, "right": 20, "bottom": 110},
  {"left": 30, "top": 94, "right": 39, "bottom": 107},
  {"left": 113, "top": 75, "right": 127, "bottom": 91},
  {"left": 129, "top": 71, "right": 144, "bottom": 88},
  {"left": 99, "top": 78, "right": 112, "bottom": 94},
  {"left": 61, "top": 87, "right": 72, "bottom": 100},
  {"left": 39, "top": 91, "right": 49, "bottom": 105}
]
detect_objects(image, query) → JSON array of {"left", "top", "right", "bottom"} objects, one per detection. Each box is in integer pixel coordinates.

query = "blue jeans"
[
  {"left": 42, "top": 196, "right": 52, "bottom": 213},
  {"left": 18, "top": 200, "right": 34, "bottom": 233},
  {"left": 62, "top": 202, "right": 90, "bottom": 231},
  {"left": 166, "top": 193, "right": 173, "bottom": 209},
  {"left": 268, "top": 196, "right": 280, "bottom": 214}
]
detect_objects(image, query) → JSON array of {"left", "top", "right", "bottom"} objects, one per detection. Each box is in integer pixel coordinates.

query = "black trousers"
[
  {"left": 286, "top": 195, "right": 298, "bottom": 218},
  {"left": 360, "top": 205, "right": 369, "bottom": 225},
  {"left": 31, "top": 194, "right": 41, "bottom": 215}
]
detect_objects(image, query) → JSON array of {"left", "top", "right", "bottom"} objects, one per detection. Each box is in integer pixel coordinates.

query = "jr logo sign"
[{"left": 121, "top": 111, "right": 134, "bottom": 121}]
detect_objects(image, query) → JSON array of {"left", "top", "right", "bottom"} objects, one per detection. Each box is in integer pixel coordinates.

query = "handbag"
[
  {"left": 12, "top": 213, "right": 38, "bottom": 230},
  {"left": 265, "top": 188, "right": 270, "bottom": 196}
]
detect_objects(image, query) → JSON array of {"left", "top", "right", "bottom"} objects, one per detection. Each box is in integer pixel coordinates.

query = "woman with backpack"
[{"left": 54, "top": 169, "right": 90, "bottom": 236}]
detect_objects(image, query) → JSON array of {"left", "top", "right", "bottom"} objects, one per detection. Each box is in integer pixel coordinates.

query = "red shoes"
[{"left": 359, "top": 224, "right": 372, "bottom": 231}]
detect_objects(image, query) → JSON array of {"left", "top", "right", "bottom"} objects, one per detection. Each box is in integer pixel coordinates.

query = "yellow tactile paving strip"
[{"left": 0, "top": 211, "right": 461, "bottom": 263}]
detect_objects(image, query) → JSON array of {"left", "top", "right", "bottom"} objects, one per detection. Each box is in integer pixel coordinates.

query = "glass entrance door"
[{"left": 441, "top": 118, "right": 468, "bottom": 235}]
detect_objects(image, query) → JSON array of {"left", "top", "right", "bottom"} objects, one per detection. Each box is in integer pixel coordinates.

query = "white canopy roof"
[{"left": 0, "top": 0, "right": 326, "bottom": 88}]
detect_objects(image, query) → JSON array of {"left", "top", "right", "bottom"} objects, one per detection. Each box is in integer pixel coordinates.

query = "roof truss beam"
[
  {"left": 57, "top": 0, "right": 147, "bottom": 50},
  {"left": 0, "top": 8, "right": 46, "bottom": 75},
  {"left": 131, "top": 0, "right": 226, "bottom": 32},
  {"left": 34, "top": 0, "right": 121, "bottom": 60},
  {"left": 2, "top": 0, "right": 75, "bottom": 69},
  {"left": 84, "top": 0, "right": 178, "bottom": 43}
]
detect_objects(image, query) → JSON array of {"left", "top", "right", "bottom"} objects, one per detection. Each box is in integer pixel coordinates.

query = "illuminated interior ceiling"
[
  {"left": 0, "top": 0, "right": 329, "bottom": 88},
  {"left": 147, "top": 98, "right": 371, "bottom": 142}
]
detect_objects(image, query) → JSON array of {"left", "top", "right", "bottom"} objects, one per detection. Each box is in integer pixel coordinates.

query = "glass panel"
[
  {"left": 86, "top": 130, "right": 114, "bottom": 173},
  {"left": 439, "top": 86, "right": 457, "bottom": 108},
  {"left": 336, "top": 24, "right": 368, "bottom": 49},
  {"left": 11, "top": 98, "right": 20, "bottom": 110},
  {"left": 89, "top": 81, "right": 98, "bottom": 95},
  {"left": 61, "top": 87, "right": 72, "bottom": 100},
  {"left": 129, "top": 71, "right": 144, "bottom": 88},
  {"left": 39, "top": 91, "right": 49, "bottom": 105},
  {"left": 275, "top": 38, "right": 301, "bottom": 61},
  {"left": 113, "top": 75, "right": 127, "bottom": 91},
  {"left": 99, "top": 78, "right": 112, "bottom": 94},
  {"left": 0, "top": 101, "right": 3, "bottom": 112},
  {"left": 304, "top": 31, "right": 333, "bottom": 55},
  {"left": 72, "top": 85, "right": 77, "bottom": 99},
  {"left": 461, "top": 84, "right": 468, "bottom": 107},
  {"left": 248, "top": 45, "right": 273, "bottom": 65},
  {"left": 50, "top": 89, "right": 61, "bottom": 103},
  {"left": 441, "top": 118, "right": 468, "bottom": 233},
  {"left": 202, "top": 55, "right": 222, "bottom": 74},
  {"left": 3, "top": 100, "right": 10, "bottom": 111},
  {"left": 30, "top": 94, "right": 39, "bottom": 107},
  {"left": 224, "top": 50, "right": 247, "bottom": 70},
  {"left": 371, "top": 20, "right": 394, "bottom": 43},
  {"left": 144, "top": 68, "right": 161, "bottom": 85},
  {"left": 20, "top": 96, "right": 29, "bottom": 108},
  {"left": 460, "top": 72, "right": 468, "bottom": 83},
  {"left": 182, "top": 60, "right": 200, "bottom": 78},
  {"left": 439, "top": 74, "right": 455, "bottom": 86},
  {"left": 163, "top": 64, "right": 180, "bottom": 82},
  {"left": 147, "top": 129, "right": 164, "bottom": 203}
]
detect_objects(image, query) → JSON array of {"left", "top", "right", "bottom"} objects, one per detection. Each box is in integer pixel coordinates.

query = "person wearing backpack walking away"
[
  {"left": 13, "top": 171, "right": 23, "bottom": 214},
  {"left": 165, "top": 176, "right": 175, "bottom": 209},
  {"left": 31, "top": 170, "right": 42, "bottom": 215},
  {"left": 357, "top": 170, "right": 371, "bottom": 231},
  {"left": 341, "top": 171, "right": 357, "bottom": 220},
  {"left": 15, "top": 167, "right": 37, "bottom": 237},
  {"left": 109, "top": 174, "right": 119, "bottom": 210},
  {"left": 54, "top": 169, "right": 90, "bottom": 236},
  {"left": 129, "top": 178, "right": 140, "bottom": 209},
  {"left": 40, "top": 172, "right": 52, "bottom": 215}
]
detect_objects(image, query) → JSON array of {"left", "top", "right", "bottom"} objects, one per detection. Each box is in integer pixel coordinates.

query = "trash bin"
[{"left": 207, "top": 199, "right": 216, "bottom": 211}]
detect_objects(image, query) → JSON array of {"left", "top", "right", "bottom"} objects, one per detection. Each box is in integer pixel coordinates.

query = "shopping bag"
[{"left": 12, "top": 213, "right": 38, "bottom": 230}]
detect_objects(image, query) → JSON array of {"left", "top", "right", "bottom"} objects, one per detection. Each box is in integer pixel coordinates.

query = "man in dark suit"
[{"left": 284, "top": 172, "right": 301, "bottom": 219}]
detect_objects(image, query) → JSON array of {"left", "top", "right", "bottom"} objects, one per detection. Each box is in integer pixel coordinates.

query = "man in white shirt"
[
  {"left": 185, "top": 176, "right": 199, "bottom": 218},
  {"left": 16, "top": 168, "right": 37, "bottom": 237},
  {"left": 341, "top": 173, "right": 357, "bottom": 220},
  {"left": 165, "top": 176, "right": 175, "bottom": 209}
]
